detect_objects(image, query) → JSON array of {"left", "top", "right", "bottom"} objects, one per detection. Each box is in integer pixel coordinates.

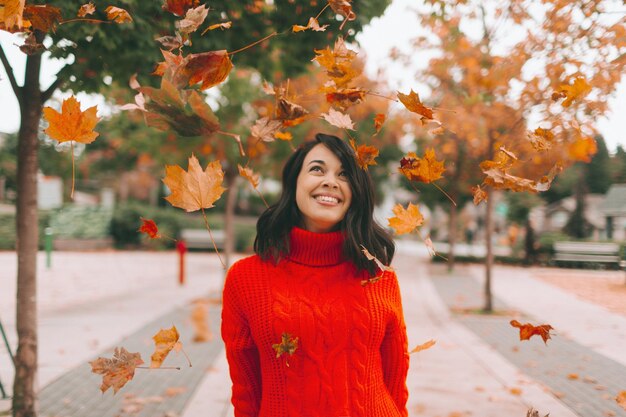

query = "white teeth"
[{"left": 315, "top": 195, "right": 339, "bottom": 203}]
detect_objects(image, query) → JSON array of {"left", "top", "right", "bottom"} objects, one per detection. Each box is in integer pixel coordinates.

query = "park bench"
[
  {"left": 179, "top": 228, "right": 226, "bottom": 250},
  {"left": 552, "top": 241, "right": 626, "bottom": 270}
]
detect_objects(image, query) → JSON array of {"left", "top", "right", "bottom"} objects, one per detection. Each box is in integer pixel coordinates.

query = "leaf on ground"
[
  {"left": 526, "top": 407, "right": 550, "bottom": 417},
  {"left": 472, "top": 184, "right": 488, "bottom": 205},
  {"left": 151, "top": 326, "right": 183, "bottom": 368},
  {"left": 272, "top": 333, "right": 298, "bottom": 366},
  {"left": 616, "top": 391, "right": 626, "bottom": 411},
  {"left": 567, "top": 373, "right": 579, "bottom": 380},
  {"left": 509, "top": 387, "right": 522, "bottom": 395},
  {"left": 558, "top": 76, "right": 591, "bottom": 107},
  {"left": 138, "top": 217, "right": 160, "bottom": 239},
  {"left": 328, "top": 0, "right": 356, "bottom": 29},
  {"left": 77, "top": 2, "right": 95, "bottom": 17},
  {"left": 251, "top": 117, "right": 283, "bottom": 142},
  {"left": 388, "top": 203, "right": 424, "bottom": 235},
  {"left": 292, "top": 17, "right": 328, "bottom": 32},
  {"left": 105, "top": 6, "right": 132, "bottom": 23},
  {"left": 349, "top": 139, "right": 378, "bottom": 171},
  {"left": 191, "top": 301, "right": 212, "bottom": 342},
  {"left": 399, "top": 148, "right": 445, "bottom": 183},
  {"left": 238, "top": 164, "right": 260, "bottom": 189},
  {"left": 374, "top": 113, "right": 386, "bottom": 134},
  {"left": 527, "top": 127, "right": 554, "bottom": 151},
  {"left": 568, "top": 136, "right": 597, "bottom": 163},
  {"left": 23, "top": 4, "right": 61, "bottom": 32},
  {"left": 175, "top": 4, "right": 208, "bottom": 34},
  {"left": 164, "top": 386, "right": 188, "bottom": 397},
  {"left": 89, "top": 347, "right": 144, "bottom": 394},
  {"left": 43, "top": 96, "right": 100, "bottom": 144},
  {"left": 163, "top": 154, "right": 226, "bottom": 212},
  {"left": 410, "top": 339, "right": 436, "bottom": 354},
  {"left": 321, "top": 108, "right": 354, "bottom": 130},
  {"left": 397, "top": 90, "right": 435, "bottom": 123},
  {"left": 162, "top": 0, "right": 199, "bottom": 17},
  {"left": 510, "top": 320, "right": 554, "bottom": 344}
]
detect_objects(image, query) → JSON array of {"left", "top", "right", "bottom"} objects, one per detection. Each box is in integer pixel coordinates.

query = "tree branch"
[
  {"left": 41, "top": 78, "right": 62, "bottom": 103},
  {"left": 0, "top": 43, "right": 23, "bottom": 106}
]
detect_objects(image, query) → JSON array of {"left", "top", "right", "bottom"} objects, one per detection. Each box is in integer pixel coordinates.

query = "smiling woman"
[{"left": 221, "top": 133, "right": 409, "bottom": 417}]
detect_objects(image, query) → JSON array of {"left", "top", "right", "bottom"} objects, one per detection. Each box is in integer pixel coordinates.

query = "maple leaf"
[
  {"left": 272, "top": 333, "right": 298, "bottom": 366},
  {"left": 19, "top": 33, "right": 45, "bottom": 55},
  {"left": 77, "top": 2, "right": 95, "bottom": 18},
  {"left": 138, "top": 217, "right": 160, "bottom": 239},
  {"left": 397, "top": 90, "right": 434, "bottom": 123},
  {"left": 328, "top": 0, "right": 356, "bottom": 30},
  {"left": 105, "top": 6, "right": 132, "bottom": 23},
  {"left": 177, "top": 50, "right": 233, "bottom": 90},
  {"left": 162, "top": 0, "right": 199, "bottom": 17},
  {"left": 175, "top": 4, "right": 208, "bottom": 34},
  {"left": 374, "top": 113, "right": 386, "bottom": 134},
  {"left": 388, "top": 203, "right": 424, "bottom": 235},
  {"left": 616, "top": 391, "right": 626, "bottom": 411},
  {"left": 163, "top": 154, "right": 226, "bottom": 212},
  {"left": 527, "top": 127, "right": 554, "bottom": 151},
  {"left": 155, "top": 34, "right": 184, "bottom": 51},
  {"left": 238, "top": 164, "right": 260, "bottom": 189},
  {"left": 558, "top": 76, "right": 591, "bottom": 107},
  {"left": 277, "top": 97, "right": 309, "bottom": 125},
  {"left": 274, "top": 131, "right": 293, "bottom": 141},
  {"left": 250, "top": 117, "right": 283, "bottom": 142},
  {"left": 472, "top": 184, "right": 488, "bottom": 205},
  {"left": 1, "top": 0, "right": 26, "bottom": 31},
  {"left": 313, "top": 37, "right": 360, "bottom": 87},
  {"left": 568, "top": 136, "right": 597, "bottom": 162},
  {"left": 151, "top": 326, "right": 183, "bottom": 368},
  {"left": 292, "top": 17, "right": 328, "bottom": 33},
  {"left": 321, "top": 108, "right": 354, "bottom": 130},
  {"left": 510, "top": 320, "right": 554, "bottom": 344},
  {"left": 202, "top": 21, "right": 232, "bottom": 34},
  {"left": 349, "top": 139, "right": 378, "bottom": 171},
  {"left": 23, "top": 4, "right": 61, "bottom": 32},
  {"left": 43, "top": 96, "right": 100, "bottom": 144},
  {"left": 409, "top": 339, "right": 436, "bottom": 354},
  {"left": 481, "top": 161, "right": 561, "bottom": 193},
  {"left": 325, "top": 87, "right": 366, "bottom": 110},
  {"left": 191, "top": 300, "right": 212, "bottom": 342},
  {"left": 152, "top": 50, "right": 184, "bottom": 78},
  {"left": 399, "top": 148, "right": 445, "bottom": 183},
  {"left": 90, "top": 347, "right": 144, "bottom": 394}
]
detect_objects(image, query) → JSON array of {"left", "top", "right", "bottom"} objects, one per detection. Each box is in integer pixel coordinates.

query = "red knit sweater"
[{"left": 221, "top": 227, "right": 409, "bottom": 417}]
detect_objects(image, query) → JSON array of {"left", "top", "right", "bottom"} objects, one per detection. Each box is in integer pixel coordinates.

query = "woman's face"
[{"left": 295, "top": 144, "right": 352, "bottom": 233}]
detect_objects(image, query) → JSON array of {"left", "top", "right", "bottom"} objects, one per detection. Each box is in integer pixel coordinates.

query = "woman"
[{"left": 221, "top": 133, "right": 409, "bottom": 417}]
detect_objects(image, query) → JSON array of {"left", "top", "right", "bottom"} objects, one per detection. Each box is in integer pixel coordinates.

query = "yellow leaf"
[
  {"left": 388, "top": 203, "right": 424, "bottom": 235},
  {"left": 150, "top": 326, "right": 182, "bottom": 368},
  {"left": 105, "top": 5, "right": 132, "bottom": 23},
  {"left": 559, "top": 76, "right": 591, "bottom": 107},
  {"left": 410, "top": 339, "right": 436, "bottom": 354},
  {"left": 89, "top": 347, "right": 144, "bottom": 394},
  {"left": 43, "top": 96, "right": 100, "bottom": 144}
]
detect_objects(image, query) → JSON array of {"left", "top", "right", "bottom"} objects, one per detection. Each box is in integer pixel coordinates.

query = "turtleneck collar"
[{"left": 287, "top": 226, "right": 345, "bottom": 267}]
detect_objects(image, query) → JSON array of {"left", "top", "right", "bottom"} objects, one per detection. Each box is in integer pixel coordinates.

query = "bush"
[
  {"left": 0, "top": 210, "right": 54, "bottom": 250},
  {"left": 110, "top": 203, "right": 185, "bottom": 249},
  {"left": 49, "top": 206, "right": 112, "bottom": 239}
]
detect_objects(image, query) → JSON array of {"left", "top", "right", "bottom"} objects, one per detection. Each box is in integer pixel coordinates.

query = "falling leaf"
[
  {"left": 43, "top": 96, "right": 100, "bottom": 144},
  {"left": 325, "top": 87, "right": 366, "bottom": 109},
  {"left": 568, "top": 136, "right": 597, "bottom": 162},
  {"left": 374, "top": 113, "right": 386, "bottom": 134},
  {"left": 238, "top": 164, "right": 260, "bottom": 189},
  {"left": 175, "top": 4, "right": 208, "bottom": 34},
  {"left": 138, "top": 218, "right": 160, "bottom": 239},
  {"left": 77, "top": 2, "right": 95, "bottom": 18},
  {"left": 272, "top": 333, "right": 298, "bottom": 366},
  {"left": 313, "top": 37, "right": 360, "bottom": 87},
  {"left": 89, "top": 347, "right": 144, "bottom": 394},
  {"left": 151, "top": 326, "right": 183, "bottom": 368},
  {"left": 472, "top": 184, "right": 488, "bottom": 205},
  {"left": 1, "top": 0, "right": 26, "bottom": 31},
  {"left": 410, "top": 339, "right": 436, "bottom": 354},
  {"left": 202, "top": 21, "right": 232, "bottom": 33},
  {"left": 360, "top": 245, "right": 393, "bottom": 274},
  {"left": 274, "top": 131, "right": 293, "bottom": 141},
  {"left": 105, "top": 6, "right": 132, "bottom": 23},
  {"left": 499, "top": 146, "right": 518, "bottom": 161},
  {"left": 558, "top": 76, "right": 591, "bottom": 107},
  {"left": 328, "top": 0, "right": 356, "bottom": 29},
  {"left": 424, "top": 236, "right": 437, "bottom": 257},
  {"left": 177, "top": 50, "right": 233, "bottom": 90},
  {"left": 191, "top": 301, "right": 212, "bottom": 342},
  {"left": 527, "top": 127, "right": 554, "bottom": 151},
  {"left": 616, "top": 391, "right": 626, "bottom": 411},
  {"left": 321, "top": 108, "right": 354, "bottom": 130},
  {"left": 510, "top": 320, "right": 554, "bottom": 344},
  {"left": 277, "top": 97, "right": 309, "bottom": 124},
  {"left": 163, "top": 154, "right": 226, "bottom": 212},
  {"left": 399, "top": 148, "right": 445, "bottom": 183},
  {"left": 251, "top": 117, "right": 283, "bottom": 142},
  {"left": 23, "top": 4, "right": 61, "bottom": 32},
  {"left": 397, "top": 90, "right": 435, "bottom": 123},
  {"left": 292, "top": 17, "right": 328, "bottom": 32},
  {"left": 155, "top": 34, "right": 184, "bottom": 52},
  {"left": 349, "top": 139, "right": 378, "bottom": 170},
  {"left": 388, "top": 203, "right": 424, "bottom": 235},
  {"left": 19, "top": 32, "right": 45, "bottom": 55},
  {"left": 162, "top": 0, "right": 199, "bottom": 17}
]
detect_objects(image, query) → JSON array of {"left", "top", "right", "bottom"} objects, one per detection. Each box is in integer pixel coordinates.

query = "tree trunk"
[
  {"left": 13, "top": 53, "right": 42, "bottom": 417},
  {"left": 483, "top": 190, "right": 494, "bottom": 312},
  {"left": 447, "top": 202, "right": 457, "bottom": 272},
  {"left": 223, "top": 166, "right": 238, "bottom": 272}
]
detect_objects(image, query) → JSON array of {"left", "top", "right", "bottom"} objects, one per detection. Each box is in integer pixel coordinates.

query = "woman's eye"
[{"left": 310, "top": 166, "right": 322, "bottom": 172}]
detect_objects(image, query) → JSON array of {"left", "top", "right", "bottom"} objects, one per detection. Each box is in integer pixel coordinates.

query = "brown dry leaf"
[
  {"left": 499, "top": 146, "right": 518, "bottom": 161},
  {"left": 399, "top": 148, "right": 445, "bottom": 183},
  {"left": 528, "top": 127, "right": 554, "bottom": 151},
  {"left": 510, "top": 320, "right": 554, "bottom": 344},
  {"left": 138, "top": 217, "right": 160, "bottom": 239},
  {"left": 410, "top": 339, "right": 436, "bottom": 354},
  {"left": 388, "top": 203, "right": 424, "bottom": 235},
  {"left": 509, "top": 387, "right": 522, "bottom": 396},
  {"left": 19, "top": 32, "right": 45, "bottom": 55},
  {"left": 325, "top": 87, "right": 367, "bottom": 110},
  {"left": 481, "top": 157, "right": 561, "bottom": 193},
  {"left": 23, "top": 4, "right": 61, "bottom": 32},
  {"left": 151, "top": 326, "right": 183, "bottom": 368},
  {"left": 155, "top": 34, "right": 184, "bottom": 52},
  {"left": 360, "top": 245, "right": 394, "bottom": 274},
  {"left": 162, "top": 0, "right": 199, "bottom": 17},
  {"left": 77, "top": 2, "right": 95, "bottom": 17},
  {"left": 558, "top": 76, "right": 591, "bottom": 107},
  {"left": 177, "top": 50, "right": 233, "bottom": 90},
  {"left": 292, "top": 17, "right": 328, "bottom": 32},
  {"left": 43, "top": 96, "right": 100, "bottom": 144},
  {"left": 163, "top": 154, "right": 226, "bottom": 212},
  {"left": 191, "top": 301, "right": 212, "bottom": 342},
  {"left": 272, "top": 333, "right": 298, "bottom": 366},
  {"left": 203, "top": 21, "right": 232, "bottom": 32},
  {"left": 424, "top": 236, "right": 437, "bottom": 257},
  {"left": 276, "top": 96, "right": 309, "bottom": 124},
  {"left": 238, "top": 164, "right": 260, "bottom": 189},
  {"left": 321, "top": 108, "right": 354, "bottom": 130},
  {"left": 328, "top": 0, "right": 356, "bottom": 29},
  {"left": 89, "top": 347, "right": 144, "bottom": 394},
  {"left": 616, "top": 391, "right": 626, "bottom": 411},
  {"left": 397, "top": 90, "right": 435, "bottom": 123},
  {"left": 251, "top": 117, "right": 283, "bottom": 142},
  {"left": 1, "top": 0, "right": 26, "bottom": 31},
  {"left": 152, "top": 49, "right": 184, "bottom": 77},
  {"left": 472, "top": 185, "right": 488, "bottom": 205},
  {"left": 105, "top": 6, "right": 132, "bottom": 23},
  {"left": 374, "top": 113, "right": 386, "bottom": 134},
  {"left": 175, "top": 4, "right": 208, "bottom": 34},
  {"left": 349, "top": 139, "right": 378, "bottom": 171},
  {"left": 568, "top": 136, "right": 597, "bottom": 162},
  {"left": 567, "top": 373, "right": 579, "bottom": 380}
]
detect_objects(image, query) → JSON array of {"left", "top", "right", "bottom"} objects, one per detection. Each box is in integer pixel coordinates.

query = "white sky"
[{"left": 1, "top": 0, "right": 625, "bottom": 152}]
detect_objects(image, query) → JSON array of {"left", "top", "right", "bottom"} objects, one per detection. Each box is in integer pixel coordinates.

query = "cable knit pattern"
[{"left": 221, "top": 227, "right": 409, "bottom": 417}]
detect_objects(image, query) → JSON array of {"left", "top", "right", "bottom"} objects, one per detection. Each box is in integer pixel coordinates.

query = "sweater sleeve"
[
  {"left": 221, "top": 265, "right": 262, "bottom": 417},
  {"left": 379, "top": 272, "right": 409, "bottom": 417}
]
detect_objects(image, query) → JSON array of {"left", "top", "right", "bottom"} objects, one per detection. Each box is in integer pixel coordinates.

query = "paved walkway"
[{"left": 0, "top": 248, "right": 624, "bottom": 417}]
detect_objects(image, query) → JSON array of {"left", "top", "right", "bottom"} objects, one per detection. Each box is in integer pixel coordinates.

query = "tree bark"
[
  {"left": 447, "top": 202, "right": 457, "bottom": 272},
  {"left": 13, "top": 52, "right": 43, "bottom": 417},
  {"left": 483, "top": 192, "right": 494, "bottom": 312}
]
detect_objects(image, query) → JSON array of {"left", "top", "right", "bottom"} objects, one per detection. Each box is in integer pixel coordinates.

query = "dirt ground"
[{"left": 531, "top": 268, "right": 626, "bottom": 316}]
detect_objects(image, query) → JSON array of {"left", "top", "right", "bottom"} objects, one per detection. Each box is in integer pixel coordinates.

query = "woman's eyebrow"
[{"left": 308, "top": 160, "right": 326, "bottom": 165}]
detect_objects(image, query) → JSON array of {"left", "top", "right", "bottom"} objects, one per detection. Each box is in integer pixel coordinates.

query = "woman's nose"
[{"left": 322, "top": 176, "right": 339, "bottom": 188}]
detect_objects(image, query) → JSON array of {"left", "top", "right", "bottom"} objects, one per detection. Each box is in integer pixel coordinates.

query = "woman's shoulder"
[{"left": 226, "top": 253, "right": 275, "bottom": 279}]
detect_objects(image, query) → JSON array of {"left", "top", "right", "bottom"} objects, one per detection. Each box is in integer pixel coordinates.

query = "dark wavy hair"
[{"left": 254, "top": 133, "right": 395, "bottom": 276}]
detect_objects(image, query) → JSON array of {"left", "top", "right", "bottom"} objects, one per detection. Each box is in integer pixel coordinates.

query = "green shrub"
[
  {"left": 0, "top": 210, "right": 54, "bottom": 250},
  {"left": 49, "top": 206, "right": 112, "bottom": 239}
]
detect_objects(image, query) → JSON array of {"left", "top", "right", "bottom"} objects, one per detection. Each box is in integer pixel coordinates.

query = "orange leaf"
[
  {"left": 325, "top": 87, "right": 366, "bottom": 110},
  {"left": 374, "top": 113, "right": 386, "bottom": 134},
  {"left": 163, "top": 154, "right": 226, "bottom": 212},
  {"left": 178, "top": 50, "right": 233, "bottom": 90},
  {"left": 410, "top": 339, "right": 436, "bottom": 354},
  {"left": 568, "top": 136, "right": 597, "bottom": 162},
  {"left": 202, "top": 21, "right": 232, "bottom": 33},
  {"left": 89, "top": 347, "right": 144, "bottom": 394},
  {"left": 472, "top": 185, "right": 488, "bottom": 205},
  {"left": 292, "top": 17, "right": 328, "bottom": 33},
  {"left": 313, "top": 37, "right": 359, "bottom": 87},
  {"left": 527, "top": 127, "right": 554, "bottom": 151},
  {"left": 388, "top": 203, "right": 424, "bottom": 235},
  {"left": 558, "top": 76, "right": 591, "bottom": 107},
  {"left": 616, "top": 391, "right": 626, "bottom": 411},
  {"left": 191, "top": 300, "right": 212, "bottom": 342},
  {"left": 397, "top": 89, "right": 434, "bottom": 122},
  {"left": 151, "top": 326, "right": 183, "bottom": 368},
  {"left": 399, "top": 148, "right": 445, "bottom": 183},
  {"left": 567, "top": 373, "right": 579, "bottom": 380},
  {"left": 276, "top": 97, "right": 309, "bottom": 122},
  {"left": 162, "top": 0, "right": 199, "bottom": 17},
  {"left": 238, "top": 164, "right": 260, "bottom": 189},
  {"left": 509, "top": 387, "right": 522, "bottom": 396},
  {"left": 23, "top": 4, "right": 61, "bottom": 32},
  {"left": 105, "top": 6, "right": 132, "bottom": 23},
  {"left": 138, "top": 217, "right": 160, "bottom": 239},
  {"left": 349, "top": 139, "right": 378, "bottom": 171},
  {"left": 510, "top": 319, "right": 554, "bottom": 344},
  {"left": 328, "top": 0, "right": 356, "bottom": 29},
  {"left": 274, "top": 131, "right": 293, "bottom": 141},
  {"left": 250, "top": 117, "right": 283, "bottom": 142},
  {"left": 321, "top": 108, "right": 354, "bottom": 130},
  {"left": 43, "top": 96, "right": 100, "bottom": 144},
  {"left": 1, "top": 0, "right": 26, "bottom": 31},
  {"left": 77, "top": 2, "right": 95, "bottom": 18},
  {"left": 360, "top": 245, "right": 394, "bottom": 274},
  {"left": 175, "top": 4, "right": 208, "bottom": 34},
  {"left": 272, "top": 333, "right": 298, "bottom": 366}
]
